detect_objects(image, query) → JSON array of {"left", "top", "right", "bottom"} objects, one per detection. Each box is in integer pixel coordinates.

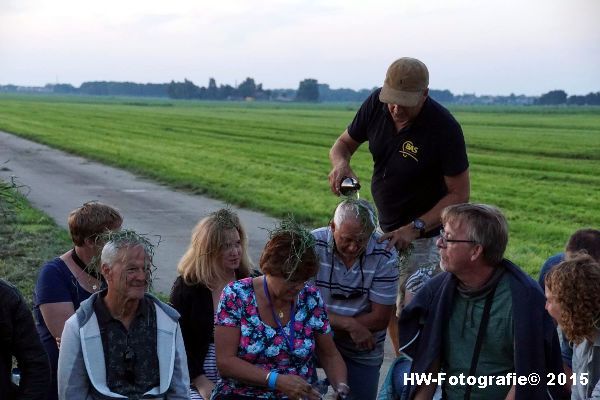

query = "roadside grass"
[
  {"left": 0, "top": 183, "right": 71, "bottom": 304},
  {"left": 0, "top": 183, "right": 172, "bottom": 302},
  {"left": 0, "top": 94, "right": 599, "bottom": 277}
]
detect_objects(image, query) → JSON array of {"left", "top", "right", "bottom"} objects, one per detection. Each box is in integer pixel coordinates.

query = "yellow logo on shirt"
[{"left": 399, "top": 141, "right": 419, "bottom": 162}]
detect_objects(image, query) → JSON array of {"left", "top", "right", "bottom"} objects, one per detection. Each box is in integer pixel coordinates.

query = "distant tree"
[
  {"left": 207, "top": 78, "right": 218, "bottom": 99},
  {"left": 78, "top": 81, "right": 168, "bottom": 97},
  {"left": 237, "top": 78, "right": 257, "bottom": 98},
  {"left": 536, "top": 90, "right": 567, "bottom": 105},
  {"left": 568, "top": 92, "right": 600, "bottom": 105},
  {"left": 429, "top": 89, "right": 454, "bottom": 103},
  {"left": 585, "top": 92, "right": 600, "bottom": 105},
  {"left": 46, "top": 83, "right": 77, "bottom": 94},
  {"left": 0, "top": 84, "right": 18, "bottom": 93},
  {"left": 296, "top": 79, "right": 319, "bottom": 102},
  {"left": 219, "top": 84, "right": 235, "bottom": 100},
  {"left": 167, "top": 79, "right": 200, "bottom": 99}
]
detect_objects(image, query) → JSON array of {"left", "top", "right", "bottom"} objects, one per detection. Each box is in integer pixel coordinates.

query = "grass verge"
[{"left": 0, "top": 183, "right": 71, "bottom": 304}]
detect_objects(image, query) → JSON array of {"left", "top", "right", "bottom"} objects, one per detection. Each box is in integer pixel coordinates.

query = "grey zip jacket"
[{"left": 57, "top": 292, "right": 190, "bottom": 399}]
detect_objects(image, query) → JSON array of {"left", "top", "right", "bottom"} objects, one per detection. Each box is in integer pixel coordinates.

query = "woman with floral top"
[{"left": 214, "top": 222, "right": 348, "bottom": 399}]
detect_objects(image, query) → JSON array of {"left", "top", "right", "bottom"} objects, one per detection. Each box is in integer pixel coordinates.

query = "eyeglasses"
[
  {"left": 329, "top": 250, "right": 368, "bottom": 300},
  {"left": 438, "top": 229, "right": 477, "bottom": 247}
]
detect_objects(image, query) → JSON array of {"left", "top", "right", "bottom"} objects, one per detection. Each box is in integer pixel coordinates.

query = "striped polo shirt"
[{"left": 311, "top": 226, "right": 399, "bottom": 365}]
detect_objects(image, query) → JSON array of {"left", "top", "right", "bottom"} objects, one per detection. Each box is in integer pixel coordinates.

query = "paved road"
[
  {"left": 0, "top": 130, "right": 397, "bottom": 392},
  {"left": 0, "top": 131, "right": 279, "bottom": 294}
]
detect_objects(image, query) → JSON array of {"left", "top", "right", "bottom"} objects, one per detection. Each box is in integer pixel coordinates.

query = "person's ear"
[
  {"left": 101, "top": 263, "right": 111, "bottom": 281},
  {"left": 83, "top": 236, "right": 95, "bottom": 247},
  {"left": 470, "top": 244, "right": 483, "bottom": 262}
]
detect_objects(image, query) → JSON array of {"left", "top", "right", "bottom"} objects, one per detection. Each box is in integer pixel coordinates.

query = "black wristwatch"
[{"left": 412, "top": 218, "right": 426, "bottom": 238}]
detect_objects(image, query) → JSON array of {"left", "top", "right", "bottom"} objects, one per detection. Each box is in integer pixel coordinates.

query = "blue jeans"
[
  {"left": 391, "top": 357, "right": 412, "bottom": 400},
  {"left": 390, "top": 356, "right": 441, "bottom": 400},
  {"left": 343, "top": 354, "right": 381, "bottom": 400}
]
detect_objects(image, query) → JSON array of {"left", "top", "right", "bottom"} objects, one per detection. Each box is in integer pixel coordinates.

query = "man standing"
[
  {"left": 328, "top": 57, "right": 470, "bottom": 351},
  {"left": 312, "top": 199, "right": 399, "bottom": 400},
  {"left": 57, "top": 231, "right": 189, "bottom": 399},
  {"left": 0, "top": 279, "right": 50, "bottom": 400},
  {"left": 399, "top": 204, "right": 568, "bottom": 400}
]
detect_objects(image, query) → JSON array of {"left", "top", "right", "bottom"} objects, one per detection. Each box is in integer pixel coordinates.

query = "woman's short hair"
[
  {"left": 177, "top": 209, "right": 252, "bottom": 289},
  {"left": 441, "top": 203, "right": 508, "bottom": 266},
  {"left": 68, "top": 202, "right": 123, "bottom": 246},
  {"left": 545, "top": 254, "right": 600, "bottom": 344},
  {"left": 260, "top": 230, "right": 318, "bottom": 282}
]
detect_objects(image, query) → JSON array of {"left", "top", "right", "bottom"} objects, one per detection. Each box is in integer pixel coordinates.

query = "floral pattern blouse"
[{"left": 213, "top": 277, "right": 331, "bottom": 398}]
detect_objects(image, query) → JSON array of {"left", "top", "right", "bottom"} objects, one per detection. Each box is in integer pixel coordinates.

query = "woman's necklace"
[
  {"left": 71, "top": 248, "right": 99, "bottom": 291},
  {"left": 263, "top": 276, "right": 296, "bottom": 350}
]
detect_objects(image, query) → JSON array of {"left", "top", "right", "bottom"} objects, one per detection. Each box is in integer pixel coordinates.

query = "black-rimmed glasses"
[{"left": 438, "top": 229, "right": 477, "bottom": 247}]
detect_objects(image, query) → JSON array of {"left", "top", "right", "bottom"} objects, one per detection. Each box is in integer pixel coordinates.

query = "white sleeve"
[{"left": 57, "top": 315, "right": 91, "bottom": 400}]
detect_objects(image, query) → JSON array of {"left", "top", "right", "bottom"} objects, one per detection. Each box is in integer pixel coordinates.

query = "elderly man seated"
[
  {"left": 312, "top": 199, "right": 399, "bottom": 400},
  {"left": 57, "top": 230, "right": 189, "bottom": 399}
]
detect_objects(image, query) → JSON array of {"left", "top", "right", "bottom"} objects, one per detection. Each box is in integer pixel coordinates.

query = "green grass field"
[{"left": 1, "top": 94, "right": 599, "bottom": 276}]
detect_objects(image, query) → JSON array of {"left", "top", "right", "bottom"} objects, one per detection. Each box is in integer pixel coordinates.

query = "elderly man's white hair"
[
  {"left": 332, "top": 199, "right": 378, "bottom": 233},
  {"left": 100, "top": 230, "right": 153, "bottom": 270}
]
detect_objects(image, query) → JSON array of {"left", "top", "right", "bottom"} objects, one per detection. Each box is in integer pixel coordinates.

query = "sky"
[{"left": 1, "top": 0, "right": 599, "bottom": 96}]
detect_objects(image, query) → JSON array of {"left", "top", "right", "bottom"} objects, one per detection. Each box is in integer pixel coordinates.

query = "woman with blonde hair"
[
  {"left": 170, "top": 209, "right": 253, "bottom": 399},
  {"left": 545, "top": 254, "right": 600, "bottom": 400}
]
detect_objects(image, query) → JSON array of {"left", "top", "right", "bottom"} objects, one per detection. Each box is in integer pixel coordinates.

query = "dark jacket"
[
  {"left": 169, "top": 277, "right": 215, "bottom": 381},
  {"left": 0, "top": 279, "right": 50, "bottom": 400},
  {"left": 398, "top": 260, "right": 569, "bottom": 400}
]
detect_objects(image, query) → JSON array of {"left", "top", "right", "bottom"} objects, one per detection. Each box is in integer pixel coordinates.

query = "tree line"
[
  {"left": 534, "top": 90, "right": 600, "bottom": 105},
  {"left": 1, "top": 81, "right": 599, "bottom": 105},
  {"left": 2, "top": 78, "right": 322, "bottom": 102}
]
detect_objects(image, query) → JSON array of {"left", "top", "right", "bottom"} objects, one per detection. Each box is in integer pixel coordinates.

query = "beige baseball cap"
[{"left": 379, "top": 57, "right": 429, "bottom": 107}]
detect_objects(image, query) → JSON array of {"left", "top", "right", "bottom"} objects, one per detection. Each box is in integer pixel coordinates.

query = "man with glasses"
[
  {"left": 57, "top": 231, "right": 189, "bottom": 399},
  {"left": 397, "top": 203, "right": 567, "bottom": 400},
  {"left": 312, "top": 199, "right": 399, "bottom": 400}
]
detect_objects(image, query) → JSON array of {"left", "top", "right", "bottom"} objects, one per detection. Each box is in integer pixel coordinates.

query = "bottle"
[{"left": 339, "top": 177, "right": 361, "bottom": 197}]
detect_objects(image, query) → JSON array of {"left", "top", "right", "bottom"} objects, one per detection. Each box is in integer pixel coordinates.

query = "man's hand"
[
  {"left": 328, "top": 163, "right": 357, "bottom": 196},
  {"left": 379, "top": 225, "right": 419, "bottom": 251},
  {"left": 348, "top": 321, "right": 375, "bottom": 350},
  {"left": 329, "top": 130, "right": 361, "bottom": 195}
]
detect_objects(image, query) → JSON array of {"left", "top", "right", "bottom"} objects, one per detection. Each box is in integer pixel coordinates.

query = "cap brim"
[{"left": 379, "top": 85, "right": 423, "bottom": 107}]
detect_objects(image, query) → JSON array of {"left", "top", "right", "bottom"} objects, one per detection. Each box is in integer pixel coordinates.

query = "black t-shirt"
[{"left": 348, "top": 88, "right": 468, "bottom": 232}]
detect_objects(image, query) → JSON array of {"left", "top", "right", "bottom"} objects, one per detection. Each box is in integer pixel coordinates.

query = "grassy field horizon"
[{"left": 1, "top": 93, "right": 599, "bottom": 276}]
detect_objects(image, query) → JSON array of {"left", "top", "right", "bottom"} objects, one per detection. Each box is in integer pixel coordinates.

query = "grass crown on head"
[
  {"left": 262, "top": 215, "right": 317, "bottom": 282},
  {"left": 91, "top": 229, "right": 158, "bottom": 288},
  {"left": 212, "top": 207, "right": 239, "bottom": 230}
]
